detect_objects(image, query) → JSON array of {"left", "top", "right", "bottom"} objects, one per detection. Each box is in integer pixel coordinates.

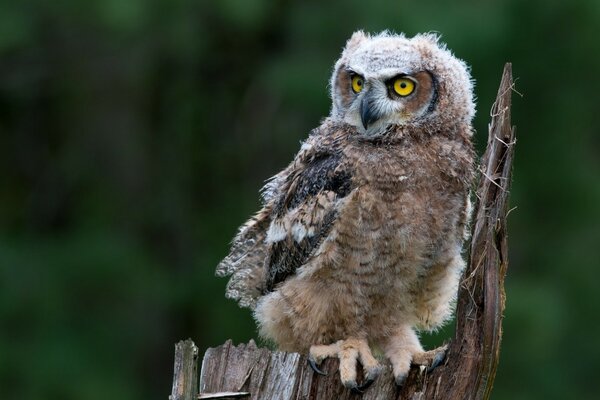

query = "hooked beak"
[{"left": 360, "top": 94, "right": 382, "bottom": 130}]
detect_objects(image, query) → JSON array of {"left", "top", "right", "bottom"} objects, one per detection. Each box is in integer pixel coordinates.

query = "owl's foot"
[
  {"left": 383, "top": 325, "right": 430, "bottom": 386},
  {"left": 412, "top": 344, "right": 448, "bottom": 373},
  {"left": 386, "top": 343, "right": 448, "bottom": 386},
  {"left": 308, "top": 338, "right": 381, "bottom": 393}
]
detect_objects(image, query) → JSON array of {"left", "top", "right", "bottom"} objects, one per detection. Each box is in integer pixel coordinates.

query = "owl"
[{"left": 216, "top": 31, "right": 475, "bottom": 392}]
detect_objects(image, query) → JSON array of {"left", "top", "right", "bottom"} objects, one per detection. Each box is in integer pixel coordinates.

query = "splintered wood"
[{"left": 170, "top": 339, "right": 200, "bottom": 400}]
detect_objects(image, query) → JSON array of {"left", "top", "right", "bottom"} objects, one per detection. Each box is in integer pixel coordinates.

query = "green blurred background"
[{"left": 1, "top": 0, "right": 599, "bottom": 399}]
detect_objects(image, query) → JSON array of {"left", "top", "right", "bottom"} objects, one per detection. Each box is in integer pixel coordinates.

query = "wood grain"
[{"left": 170, "top": 339, "right": 200, "bottom": 400}]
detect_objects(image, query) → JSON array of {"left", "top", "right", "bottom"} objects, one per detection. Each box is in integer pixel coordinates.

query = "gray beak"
[{"left": 360, "top": 94, "right": 381, "bottom": 130}]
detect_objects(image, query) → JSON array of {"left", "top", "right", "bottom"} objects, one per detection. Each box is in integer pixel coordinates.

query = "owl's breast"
[
  {"left": 346, "top": 135, "right": 472, "bottom": 204},
  {"left": 340, "top": 138, "right": 471, "bottom": 270}
]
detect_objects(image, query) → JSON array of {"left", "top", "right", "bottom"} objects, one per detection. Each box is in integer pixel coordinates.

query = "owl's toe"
[
  {"left": 309, "top": 338, "right": 380, "bottom": 393},
  {"left": 412, "top": 344, "right": 448, "bottom": 373},
  {"left": 394, "top": 372, "right": 408, "bottom": 387}
]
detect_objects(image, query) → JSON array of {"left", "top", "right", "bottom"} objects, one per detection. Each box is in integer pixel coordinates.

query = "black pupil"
[
  {"left": 357, "top": 79, "right": 362, "bottom": 86},
  {"left": 400, "top": 82, "right": 407, "bottom": 88}
]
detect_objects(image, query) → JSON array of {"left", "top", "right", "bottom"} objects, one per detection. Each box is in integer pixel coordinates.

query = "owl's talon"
[
  {"left": 426, "top": 348, "right": 447, "bottom": 373},
  {"left": 410, "top": 344, "right": 448, "bottom": 374},
  {"left": 356, "top": 377, "right": 375, "bottom": 392},
  {"left": 310, "top": 339, "right": 379, "bottom": 393},
  {"left": 308, "top": 357, "right": 327, "bottom": 376},
  {"left": 350, "top": 385, "right": 363, "bottom": 395}
]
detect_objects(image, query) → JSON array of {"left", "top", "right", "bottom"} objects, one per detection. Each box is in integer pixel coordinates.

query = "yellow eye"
[
  {"left": 393, "top": 78, "right": 415, "bottom": 96},
  {"left": 351, "top": 75, "right": 364, "bottom": 93}
]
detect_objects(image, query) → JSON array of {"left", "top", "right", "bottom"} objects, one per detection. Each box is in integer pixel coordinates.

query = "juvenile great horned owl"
[{"left": 216, "top": 31, "right": 475, "bottom": 392}]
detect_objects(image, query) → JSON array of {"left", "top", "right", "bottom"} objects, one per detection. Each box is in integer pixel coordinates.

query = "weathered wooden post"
[
  {"left": 171, "top": 63, "right": 516, "bottom": 400},
  {"left": 170, "top": 339, "right": 199, "bottom": 400}
]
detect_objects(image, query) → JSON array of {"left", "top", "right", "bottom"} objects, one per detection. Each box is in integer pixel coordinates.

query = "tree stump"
[{"left": 177, "top": 63, "right": 516, "bottom": 400}]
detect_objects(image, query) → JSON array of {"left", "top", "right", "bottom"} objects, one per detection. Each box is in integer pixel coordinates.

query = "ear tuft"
[{"left": 343, "top": 30, "right": 368, "bottom": 53}]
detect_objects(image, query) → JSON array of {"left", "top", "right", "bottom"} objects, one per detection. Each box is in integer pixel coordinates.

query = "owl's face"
[{"left": 330, "top": 31, "right": 474, "bottom": 137}]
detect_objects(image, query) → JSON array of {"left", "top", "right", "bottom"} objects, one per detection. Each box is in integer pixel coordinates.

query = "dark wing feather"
[
  {"left": 216, "top": 123, "right": 354, "bottom": 308},
  {"left": 264, "top": 152, "right": 353, "bottom": 293}
]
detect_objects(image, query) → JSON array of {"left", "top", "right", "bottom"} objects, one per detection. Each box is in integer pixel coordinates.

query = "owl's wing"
[
  {"left": 215, "top": 199, "right": 274, "bottom": 309},
  {"left": 265, "top": 151, "right": 353, "bottom": 292},
  {"left": 216, "top": 134, "right": 353, "bottom": 308}
]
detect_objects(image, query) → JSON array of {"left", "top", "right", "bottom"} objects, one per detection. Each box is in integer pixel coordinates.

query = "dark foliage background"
[{"left": 1, "top": 1, "right": 598, "bottom": 399}]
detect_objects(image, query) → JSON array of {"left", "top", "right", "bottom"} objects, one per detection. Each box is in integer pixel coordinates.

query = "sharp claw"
[
  {"left": 350, "top": 386, "right": 364, "bottom": 395},
  {"left": 426, "top": 349, "right": 447, "bottom": 373},
  {"left": 346, "top": 382, "right": 364, "bottom": 394},
  {"left": 356, "top": 377, "right": 375, "bottom": 392},
  {"left": 308, "top": 357, "right": 327, "bottom": 376}
]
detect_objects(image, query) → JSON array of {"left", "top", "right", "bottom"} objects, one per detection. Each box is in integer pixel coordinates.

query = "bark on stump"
[{"left": 174, "top": 63, "right": 516, "bottom": 400}]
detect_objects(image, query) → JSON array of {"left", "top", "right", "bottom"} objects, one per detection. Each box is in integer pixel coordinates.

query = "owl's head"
[{"left": 329, "top": 31, "right": 475, "bottom": 137}]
